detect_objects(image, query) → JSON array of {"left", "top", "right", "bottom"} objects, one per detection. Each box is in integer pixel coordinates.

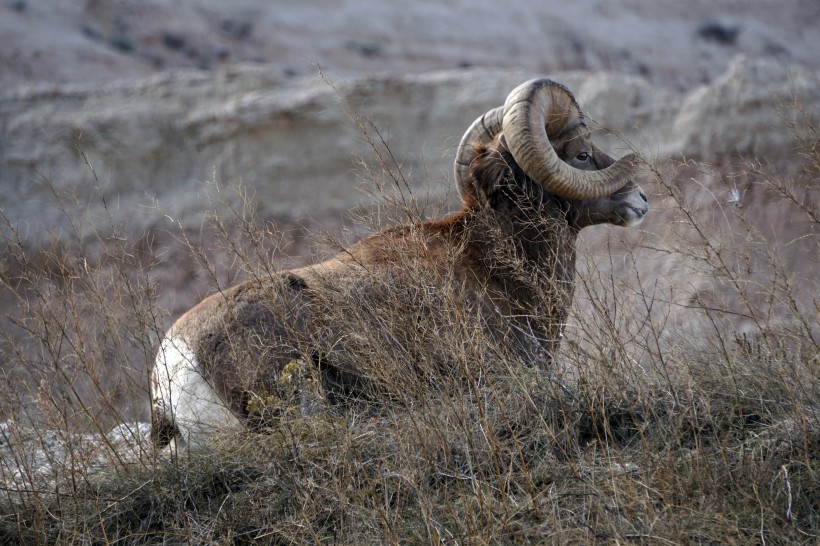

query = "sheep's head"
[{"left": 454, "top": 79, "right": 648, "bottom": 229}]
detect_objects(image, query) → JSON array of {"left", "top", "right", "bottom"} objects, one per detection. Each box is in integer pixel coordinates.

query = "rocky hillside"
[
  {"left": 2, "top": 58, "right": 817, "bottom": 242},
  {"left": 4, "top": 0, "right": 818, "bottom": 91},
  {"left": 2, "top": 0, "right": 817, "bottom": 268}
]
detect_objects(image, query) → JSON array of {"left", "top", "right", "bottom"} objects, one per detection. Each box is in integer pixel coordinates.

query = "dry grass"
[{"left": 0, "top": 106, "right": 817, "bottom": 544}]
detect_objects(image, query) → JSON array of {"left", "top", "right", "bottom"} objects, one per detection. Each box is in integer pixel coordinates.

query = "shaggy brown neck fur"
[{"left": 425, "top": 144, "right": 580, "bottom": 365}]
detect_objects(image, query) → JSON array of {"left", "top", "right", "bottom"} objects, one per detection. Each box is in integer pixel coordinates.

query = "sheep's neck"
[{"left": 458, "top": 194, "right": 579, "bottom": 365}]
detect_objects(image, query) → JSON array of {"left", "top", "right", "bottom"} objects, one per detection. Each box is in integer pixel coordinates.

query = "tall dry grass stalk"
[{"left": 0, "top": 104, "right": 817, "bottom": 544}]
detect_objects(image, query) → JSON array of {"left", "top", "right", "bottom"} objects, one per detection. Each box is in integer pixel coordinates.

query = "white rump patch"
[{"left": 152, "top": 336, "right": 242, "bottom": 448}]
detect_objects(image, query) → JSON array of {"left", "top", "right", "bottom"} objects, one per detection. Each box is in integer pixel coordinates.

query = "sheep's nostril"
[{"left": 639, "top": 191, "right": 648, "bottom": 203}]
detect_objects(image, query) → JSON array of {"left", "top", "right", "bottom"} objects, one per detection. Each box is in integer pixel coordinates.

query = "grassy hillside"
[{"left": 0, "top": 112, "right": 817, "bottom": 544}]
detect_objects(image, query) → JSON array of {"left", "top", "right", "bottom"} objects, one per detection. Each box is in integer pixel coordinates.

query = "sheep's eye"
[{"left": 576, "top": 152, "right": 590, "bottom": 162}]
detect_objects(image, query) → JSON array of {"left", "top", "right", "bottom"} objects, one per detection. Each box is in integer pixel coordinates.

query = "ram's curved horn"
[
  {"left": 502, "top": 78, "right": 639, "bottom": 200},
  {"left": 453, "top": 106, "right": 504, "bottom": 199}
]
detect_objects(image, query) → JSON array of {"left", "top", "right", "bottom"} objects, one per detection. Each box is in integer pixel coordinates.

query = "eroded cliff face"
[
  {"left": 4, "top": 0, "right": 817, "bottom": 90},
  {"left": 2, "top": 58, "right": 817, "bottom": 242}
]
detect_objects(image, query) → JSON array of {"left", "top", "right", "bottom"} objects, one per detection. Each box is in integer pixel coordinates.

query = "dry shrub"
[{"left": 0, "top": 106, "right": 817, "bottom": 544}]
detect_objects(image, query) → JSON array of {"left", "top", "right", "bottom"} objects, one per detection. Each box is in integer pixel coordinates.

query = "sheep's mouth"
[
  {"left": 623, "top": 205, "right": 648, "bottom": 226},
  {"left": 630, "top": 205, "right": 648, "bottom": 218}
]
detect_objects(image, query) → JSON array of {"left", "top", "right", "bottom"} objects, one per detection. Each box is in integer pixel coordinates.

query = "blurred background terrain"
[{"left": 3, "top": 0, "right": 818, "bottom": 89}]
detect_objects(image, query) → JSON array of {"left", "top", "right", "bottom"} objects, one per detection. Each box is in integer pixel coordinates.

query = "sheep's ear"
[{"left": 454, "top": 106, "right": 505, "bottom": 200}]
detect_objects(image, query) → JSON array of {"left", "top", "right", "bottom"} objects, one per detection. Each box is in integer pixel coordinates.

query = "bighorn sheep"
[{"left": 151, "top": 78, "right": 649, "bottom": 448}]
